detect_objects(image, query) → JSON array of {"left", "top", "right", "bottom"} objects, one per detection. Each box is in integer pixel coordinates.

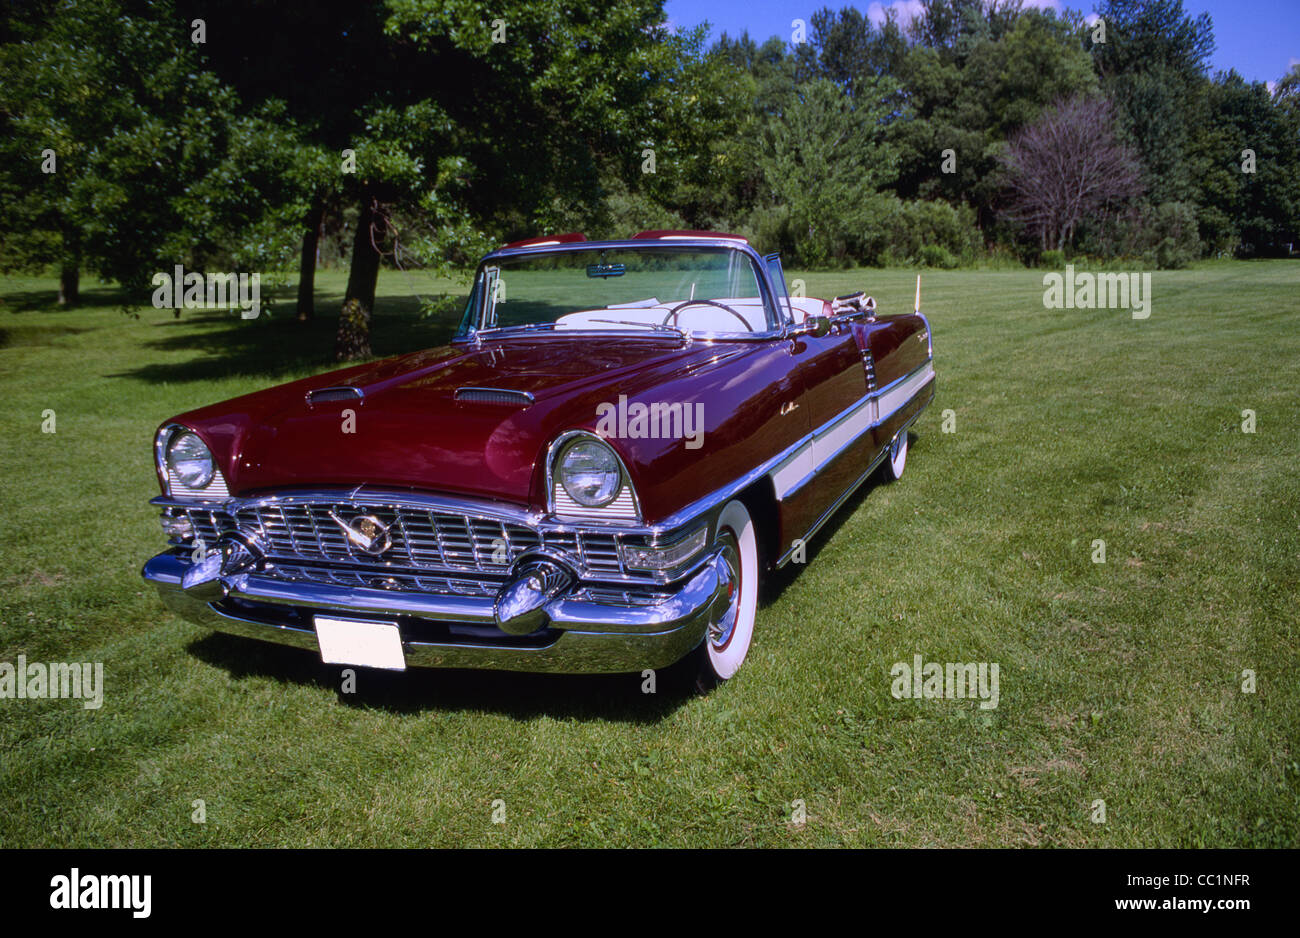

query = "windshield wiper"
[{"left": 473, "top": 322, "right": 557, "bottom": 337}]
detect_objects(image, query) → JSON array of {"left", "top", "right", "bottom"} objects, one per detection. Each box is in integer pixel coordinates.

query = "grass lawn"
[{"left": 0, "top": 260, "right": 1296, "bottom": 847}]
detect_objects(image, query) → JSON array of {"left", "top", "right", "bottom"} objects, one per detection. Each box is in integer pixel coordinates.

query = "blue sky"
[{"left": 664, "top": 0, "right": 1300, "bottom": 85}]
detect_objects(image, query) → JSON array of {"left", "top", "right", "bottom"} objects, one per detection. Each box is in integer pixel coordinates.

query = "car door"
[
  {"left": 760, "top": 256, "right": 873, "bottom": 557},
  {"left": 779, "top": 323, "right": 872, "bottom": 545}
]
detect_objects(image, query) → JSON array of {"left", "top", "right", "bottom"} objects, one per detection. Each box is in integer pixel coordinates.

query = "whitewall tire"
[
  {"left": 695, "top": 499, "right": 759, "bottom": 686},
  {"left": 883, "top": 430, "right": 908, "bottom": 481}
]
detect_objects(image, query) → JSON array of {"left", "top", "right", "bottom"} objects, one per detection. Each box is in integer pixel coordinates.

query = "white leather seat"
[
  {"left": 553, "top": 295, "right": 828, "bottom": 333},
  {"left": 784, "top": 296, "right": 826, "bottom": 324},
  {"left": 557, "top": 298, "right": 769, "bottom": 333}
]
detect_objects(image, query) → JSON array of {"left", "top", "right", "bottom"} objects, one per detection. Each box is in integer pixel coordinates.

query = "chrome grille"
[
  {"left": 185, "top": 508, "right": 229, "bottom": 547},
  {"left": 269, "top": 564, "right": 669, "bottom": 605},
  {"left": 270, "top": 563, "right": 503, "bottom": 597},
  {"left": 173, "top": 498, "right": 631, "bottom": 580}
]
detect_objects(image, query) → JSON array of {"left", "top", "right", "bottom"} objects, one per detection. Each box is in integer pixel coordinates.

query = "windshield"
[{"left": 456, "top": 246, "right": 777, "bottom": 338}]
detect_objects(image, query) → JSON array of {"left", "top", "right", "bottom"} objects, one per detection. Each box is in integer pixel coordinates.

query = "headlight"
[
  {"left": 558, "top": 439, "right": 622, "bottom": 507},
  {"left": 165, "top": 431, "right": 215, "bottom": 489}
]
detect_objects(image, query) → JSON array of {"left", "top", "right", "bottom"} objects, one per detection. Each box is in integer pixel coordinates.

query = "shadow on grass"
[
  {"left": 0, "top": 284, "right": 137, "bottom": 312},
  {"left": 0, "top": 324, "right": 92, "bottom": 348},
  {"left": 185, "top": 631, "right": 699, "bottom": 724},
  {"left": 107, "top": 293, "right": 463, "bottom": 384}
]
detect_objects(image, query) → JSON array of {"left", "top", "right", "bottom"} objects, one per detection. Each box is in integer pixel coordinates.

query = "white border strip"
[{"left": 772, "top": 361, "right": 934, "bottom": 499}]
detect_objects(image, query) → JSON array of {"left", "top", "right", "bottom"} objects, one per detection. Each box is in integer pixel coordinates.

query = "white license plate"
[{"left": 314, "top": 616, "right": 406, "bottom": 671}]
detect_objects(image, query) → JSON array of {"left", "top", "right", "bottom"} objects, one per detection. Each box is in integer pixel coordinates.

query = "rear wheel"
[
  {"left": 691, "top": 499, "right": 759, "bottom": 691},
  {"left": 883, "top": 430, "right": 908, "bottom": 481}
]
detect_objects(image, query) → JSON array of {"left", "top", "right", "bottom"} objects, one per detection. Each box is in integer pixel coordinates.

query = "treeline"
[
  {"left": 654, "top": 0, "right": 1300, "bottom": 270},
  {"left": 1, "top": 0, "right": 1297, "bottom": 359}
]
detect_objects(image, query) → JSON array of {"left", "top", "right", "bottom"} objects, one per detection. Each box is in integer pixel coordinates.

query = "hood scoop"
[
  {"left": 306, "top": 386, "right": 364, "bottom": 407},
  {"left": 454, "top": 387, "right": 534, "bottom": 407}
]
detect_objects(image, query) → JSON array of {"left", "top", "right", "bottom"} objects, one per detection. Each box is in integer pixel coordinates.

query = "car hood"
[{"left": 166, "top": 336, "right": 750, "bottom": 513}]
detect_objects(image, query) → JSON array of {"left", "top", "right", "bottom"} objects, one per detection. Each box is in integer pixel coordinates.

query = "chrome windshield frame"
[{"left": 453, "top": 238, "right": 789, "bottom": 343}]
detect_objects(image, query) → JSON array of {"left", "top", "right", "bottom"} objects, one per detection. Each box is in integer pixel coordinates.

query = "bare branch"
[{"left": 997, "top": 96, "right": 1144, "bottom": 252}]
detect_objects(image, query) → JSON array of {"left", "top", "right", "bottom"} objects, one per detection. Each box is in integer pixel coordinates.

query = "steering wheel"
[{"left": 662, "top": 299, "right": 754, "bottom": 332}]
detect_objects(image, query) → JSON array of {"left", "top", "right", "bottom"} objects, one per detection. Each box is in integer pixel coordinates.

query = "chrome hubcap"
[{"left": 707, "top": 533, "right": 741, "bottom": 650}]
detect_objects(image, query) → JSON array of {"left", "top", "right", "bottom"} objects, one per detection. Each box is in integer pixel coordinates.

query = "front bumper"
[{"left": 141, "top": 549, "right": 725, "bottom": 674}]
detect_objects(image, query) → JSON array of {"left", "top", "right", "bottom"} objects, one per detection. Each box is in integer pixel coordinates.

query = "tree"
[
  {"left": 911, "top": 0, "right": 1026, "bottom": 60},
  {"left": 715, "top": 32, "right": 801, "bottom": 116},
  {"left": 321, "top": 0, "right": 692, "bottom": 360},
  {"left": 0, "top": 0, "right": 303, "bottom": 303},
  {"left": 794, "top": 6, "right": 909, "bottom": 98},
  {"left": 175, "top": 1, "right": 426, "bottom": 327},
  {"left": 1091, "top": 0, "right": 1216, "bottom": 205},
  {"left": 998, "top": 95, "right": 1143, "bottom": 251},
  {"left": 1275, "top": 62, "right": 1300, "bottom": 126},
  {"left": 886, "top": 7, "right": 1097, "bottom": 228},
  {"left": 624, "top": 31, "right": 759, "bottom": 235},
  {"left": 1189, "top": 71, "right": 1300, "bottom": 254},
  {"left": 1090, "top": 0, "right": 1214, "bottom": 81},
  {"left": 752, "top": 78, "right": 901, "bottom": 266}
]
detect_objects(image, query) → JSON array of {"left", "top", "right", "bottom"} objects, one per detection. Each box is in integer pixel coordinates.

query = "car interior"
[{"left": 552, "top": 295, "right": 823, "bottom": 333}]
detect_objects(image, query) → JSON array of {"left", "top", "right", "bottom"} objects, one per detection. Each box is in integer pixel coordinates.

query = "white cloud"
[{"left": 866, "top": 0, "right": 927, "bottom": 28}]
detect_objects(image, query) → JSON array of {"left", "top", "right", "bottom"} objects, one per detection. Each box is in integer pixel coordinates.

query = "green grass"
[{"left": 1, "top": 260, "right": 1297, "bottom": 847}]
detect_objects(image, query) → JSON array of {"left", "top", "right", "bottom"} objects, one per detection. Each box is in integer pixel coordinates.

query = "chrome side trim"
[
  {"left": 776, "top": 447, "right": 891, "bottom": 567},
  {"left": 917, "top": 311, "right": 934, "bottom": 359},
  {"left": 772, "top": 361, "right": 935, "bottom": 500},
  {"left": 774, "top": 409, "right": 928, "bottom": 568},
  {"left": 649, "top": 357, "right": 935, "bottom": 554}
]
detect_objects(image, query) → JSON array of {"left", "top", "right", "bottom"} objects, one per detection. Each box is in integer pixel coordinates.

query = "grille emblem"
[{"left": 327, "top": 510, "right": 393, "bottom": 556}]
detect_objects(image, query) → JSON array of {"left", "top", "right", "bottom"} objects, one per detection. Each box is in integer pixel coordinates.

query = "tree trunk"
[
  {"left": 296, "top": 199, "right": 324, "bottom": 322},
  {"left": 57, "top": 232, "right": 80, "bottom": 307},
  {"left": 335, "top": 194, "right": 381, "bottom": 361},
  {"left": 57, "top": 263, "right": 79, "bottom": 307}
]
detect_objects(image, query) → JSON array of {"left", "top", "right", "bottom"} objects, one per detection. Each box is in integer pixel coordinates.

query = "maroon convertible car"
[{"left": 142, "top": 231, "right": 935, "bottom": 686}]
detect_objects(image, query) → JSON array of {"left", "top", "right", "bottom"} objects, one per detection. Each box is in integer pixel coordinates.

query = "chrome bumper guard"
[{"left": 141, "top": 546, "right": 727, "bottom": 674}]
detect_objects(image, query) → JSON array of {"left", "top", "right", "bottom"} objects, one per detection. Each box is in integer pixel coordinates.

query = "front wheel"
[
  {"left": 882, "top": 430, "right": 908, "bottom": 481},
  {"left": 691, "top": 499, "right": 759, "bottom": 690}
]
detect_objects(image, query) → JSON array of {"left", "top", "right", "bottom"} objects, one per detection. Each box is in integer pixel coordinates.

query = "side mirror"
[{"left": 791, "top": 315, "right": 831, "bottom": 339}]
